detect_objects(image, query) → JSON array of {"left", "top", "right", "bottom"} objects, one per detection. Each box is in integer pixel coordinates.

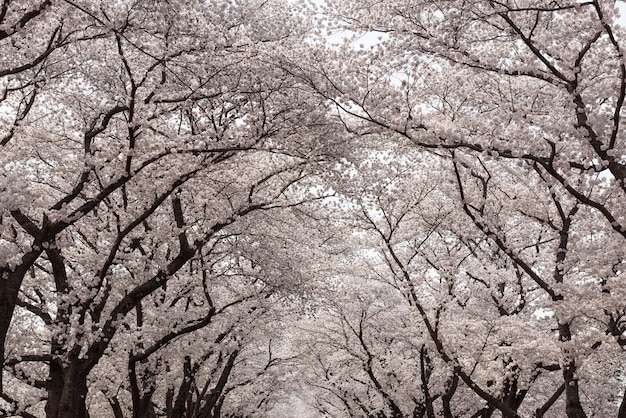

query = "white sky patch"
[{"left": 617, "top": 2, "right": 626, "bottom": 29}]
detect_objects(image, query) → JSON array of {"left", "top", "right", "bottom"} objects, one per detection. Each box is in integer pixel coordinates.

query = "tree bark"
[
  {"left": 558, "top": 322, "right": 587, "bottom": 418},
  {"left": 0, "top": 270, "right": 18, "bottom": 393},
  {"left": 129, "top": 358, "right": 158, "bottom": 418},
  {"left": 0, "top": 251, "right": 42, "bottom": 392},
  {"left": 618, "top": 387, "right": 626, "bottom": 418},
  {"left": 45, "top": 362, "right": 90, "bottom": 418},
  {"left": 562, "top": 361, "right": 587, "bottom": 418},
  {"left": 441, "top": 374, "right": 458, "bottom": 418},
  {"left": 107, "top": 395, "right": 125, "bottom": 418}
]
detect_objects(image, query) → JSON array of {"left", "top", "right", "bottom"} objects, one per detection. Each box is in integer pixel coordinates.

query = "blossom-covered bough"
[{"left": 296, "top": 0, "right": 626, "bottom": 417}]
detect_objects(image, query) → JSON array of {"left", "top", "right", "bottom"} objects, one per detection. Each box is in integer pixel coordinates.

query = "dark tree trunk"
[
  {"left": 129, "top": 359, "right": 158, "bottom": 418},
  {"left": 501, "top": 370, "right": 527, "bottom": 418},
  {"left": 107, "top": 396, "right": 125, "bottom": 418},
  {"left": 441, "top": 373, "right": 458, "bottom": 418},
  {"left": 618, "top": 388, "right": 626, "bottom": 418},
  {"left": 419, "top": 346, "right": 436, "bottom": 418},
  {"left": 0, "top": 280, "right": 15, "bottom": 392},
  {"left": 45, "top": 362, "right": 90, "bottom": 418},
  {"left": 171, "top": 356, "right": 196, "bottom": 418},
  {"left": 195, "top": 351, "right": 239, "bottom": 418},
  {"left": 558, "top": 322, "right": 587, "bottom": 418},
  {"left": 0, "top": 254, "right": 41, "bottom": 392},
  {"left": 563, "top": 361, "right": 587, "bottom": 418}
]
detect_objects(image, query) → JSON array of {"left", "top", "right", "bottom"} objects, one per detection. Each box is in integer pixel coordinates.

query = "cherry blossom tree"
[
  {"left": 294, "top": 137, "right": 624, "bottom": 417},
  {"left": 5, "top": 0, "right": 626, "bottom": 417},
  {"left": 0, "top": 0, "right": 339, "bottom": 416},
  {"left": 292, "top": 1, "right": 626, "bottom": 417}
]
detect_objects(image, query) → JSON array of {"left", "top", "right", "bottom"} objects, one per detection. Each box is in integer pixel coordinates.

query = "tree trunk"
[
  {"left": 441, "top": 374, "right": 458, "bottom": 418},
  {"left": 0, "top": 257, "right": 40, "bottom": 392},
  {"left": 562, "top": 361, "right": 587, "bottom": 418},
  {"left": 107, "top": 396, "right": 125, "bottom": 418},
  {"left": 45, "top": 361, "right": 91, "bottom": 418},
  {"left": 618, "top": 387, "right": 626, "bottom": 418},
  {"left": 558, "top": 322, "right": 587, "bottom": 418},
  {"left": 0, "top": 286, "right": 13, "bottom": 392},
  {"left": 129, "top": 357, "right": 158, "bottom": 418},
  {"left": 501, "top": 373, "right": 523, "bottom": 418}
]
